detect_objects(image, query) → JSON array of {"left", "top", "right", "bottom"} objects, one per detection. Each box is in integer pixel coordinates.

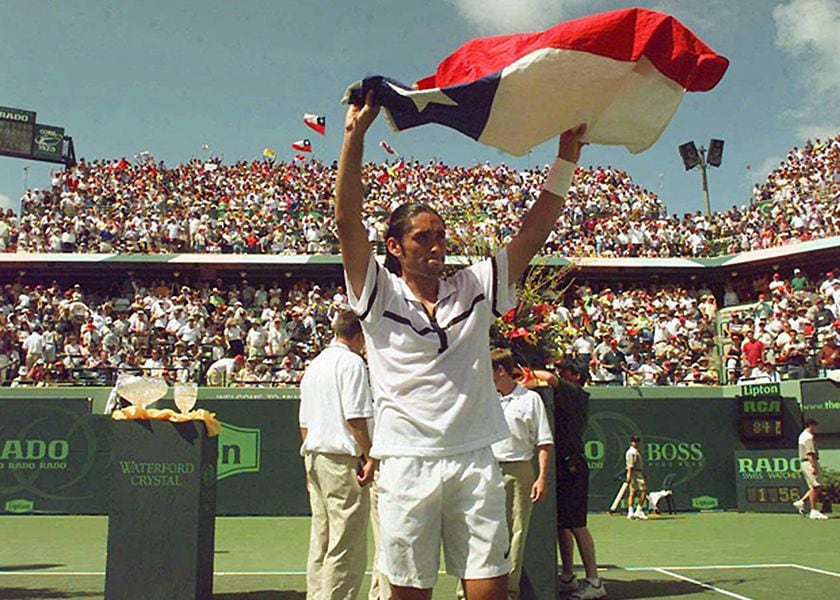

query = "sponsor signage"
[
  {"left": 31, "top": 124, "right": 65, "bottom": 161},
  {"left": 740, "top": 382, "right": 781, "bottom": 397},
  {"left": 801, "top": 379, "right": 840, "bottom": 434},
  {"left": 0, "top": 106, "right": 36, "bottom": 123},
  {"left": 734, "top": 450, "right": 806, "bottom": 512},
  {"left": 0, "top": 396, "right": 302, "bottom": 516},
  {"left": 582, "top": 397, "right": 799, "bottom": 511},
  {"left": 0, "top": 399, "right": 108, "bottom": 514}
]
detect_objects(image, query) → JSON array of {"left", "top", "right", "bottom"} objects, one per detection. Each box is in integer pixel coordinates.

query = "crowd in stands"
[
  {"left": 3, "top": 265, "right": 840, "bottom": 388},
  {"left": 1, "top": 277, "right": 347, "bottom": 388},
  {"left": 0, "top": 135, "right": 836, "bottom": 258}
]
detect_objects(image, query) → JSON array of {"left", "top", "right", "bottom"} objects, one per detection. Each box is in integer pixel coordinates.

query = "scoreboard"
[
  {"left": 0, "top": 105, "right": 71, "bottom": 165},
  {"left": 739, "top": 384, "right": 784, "bottom": 441},
  {"left": 734, "top": 450, "right": 805, "bottom": 512},
  {"left": 0, "top": 106, "right": 36, "bottom": 157}
]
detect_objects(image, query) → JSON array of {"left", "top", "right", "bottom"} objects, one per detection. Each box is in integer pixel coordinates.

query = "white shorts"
[{"left": 376, "top": 446, "right": 511, "bottom": 589}]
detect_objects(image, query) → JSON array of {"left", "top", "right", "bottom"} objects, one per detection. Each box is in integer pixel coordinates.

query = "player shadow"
[
  {"left": 214, "top": 592, "right": 305, "bottom": 599},
  {"left": 0, "top": 588, "right": 100, "bottom": 599},
  {"left": 0, "top": 564, "right": 66, "bottom": 572},
  {"left": 592, "top": 577, "right": 704, "bottom": 599}
]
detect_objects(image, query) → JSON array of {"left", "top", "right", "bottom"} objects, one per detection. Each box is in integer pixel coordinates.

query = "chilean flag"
[
  {"left": 343, "top": 8, "right": 728, "bottom": 155},
  {"left": 303, "top": 113, "right": 326, "bottom": 136},
  {"left": 291, "top": 139, "right": 312, "bottom": 153},
  {"left": 379, "top": 140, "right": 397, "bottom": 155}
]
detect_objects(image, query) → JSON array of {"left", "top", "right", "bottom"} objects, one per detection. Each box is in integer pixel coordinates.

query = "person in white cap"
[{"left": 625, "top": 436, "right": 648, "bottom": 520}]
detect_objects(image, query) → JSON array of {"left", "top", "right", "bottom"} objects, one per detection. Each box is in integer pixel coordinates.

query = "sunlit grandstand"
[{"left": 1, "top": 135, "right": 838, "bottom": 388}]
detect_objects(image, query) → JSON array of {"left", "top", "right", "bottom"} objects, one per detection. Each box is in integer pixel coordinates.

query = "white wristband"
[{"left": 543, "top": 158, "right": 576, "bottom": 198}]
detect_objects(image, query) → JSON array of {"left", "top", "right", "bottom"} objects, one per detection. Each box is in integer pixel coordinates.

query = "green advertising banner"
[
  {"left": 187, "top": 397, "right": 308, "bottom": 516},
  {"left": 0, "top": 392, "right": 806, "bottom": 516},
  {"left": 31, "top": 124, "right": 65, "bottom": 161},
  {"left": 801, "top": 379, "right": 840, "bottom": 434},
  {"left": 583, "top": 397, "right": 800, "bottom": 512},
  {"left": 0, "top": 399, "right": 109, "bottom": 514}
]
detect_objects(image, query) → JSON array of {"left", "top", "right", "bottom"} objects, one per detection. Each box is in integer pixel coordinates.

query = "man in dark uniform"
[{"left": 532, "top": 359, "right": 605, "bottom": 599}]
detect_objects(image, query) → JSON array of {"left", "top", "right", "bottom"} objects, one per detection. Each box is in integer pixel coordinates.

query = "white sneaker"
[
  {"left": 793, "top": 500, "right": 806, "bottom": 517},
  {"left": 570, "top": 578, "right": 607, "bottom": 599},
  {"left": 809, "top": 509, "right": 828, "bottom": 520},
  {"left": 558, "top": 574, "right": 578, "bottom": 592},
  {"left": 635, "top": 508, "right": 648, "bottom": 520},
  {"left": 627, "top": 509, "right": 636, "bottom": 520}
]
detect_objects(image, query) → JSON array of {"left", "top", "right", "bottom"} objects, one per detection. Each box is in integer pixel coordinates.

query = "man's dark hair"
[
  {"left": 490, "top": 348, "right": 518, "bottom": 376},
  {"left": 630, "top": 435, "right": 641, "bottom": 443},
  {"left": 333, "top": 309, "right": 362, "bottom": 340},
  {"left": 384, "top": 202, "right": 444, "bottom": 276},
  {"left": 804, "top": 418, "right": 819, "bottom": 428},
  {"left": 560, "top": 357, "right": 589, "bottom": 384}
]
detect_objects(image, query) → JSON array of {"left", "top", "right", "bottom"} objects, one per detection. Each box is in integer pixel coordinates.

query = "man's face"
[
  {"left": 491, "top": 365, "right": 508, "bottom": 393},
  {"left": 388, "top": 213, "right": 447, "bottom": 280}
]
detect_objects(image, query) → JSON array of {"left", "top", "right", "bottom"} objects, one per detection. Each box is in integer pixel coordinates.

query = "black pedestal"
[{"left": 105, "top": 420, "right": 218, "bottom": 600}]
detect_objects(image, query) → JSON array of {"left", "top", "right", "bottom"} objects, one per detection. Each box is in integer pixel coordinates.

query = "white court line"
[
  {"left": 789, "top": 563, "right": 840, "bottom": 578},
  {"left": 654, "top": 568, "right": 756, "bottom": 600},
  {"left": 627, "top": 564, "right": 792, "bottom": 571}
]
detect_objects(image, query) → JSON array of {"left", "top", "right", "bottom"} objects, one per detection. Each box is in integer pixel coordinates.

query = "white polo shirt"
[
  {"left": 626, "top": 446, "right": 643, "bottom": 471},
  {"left": 491, "top": 383, "right": 554, "bottom": 462},
  {"left": 798, "top": 429, "right": 819, "bottom": 461},
  {"left": 298, "top": 341, "right": 373, "bottom": 457},
  {"left": 347, "top": 249, "right": 515, "bottom": 458}
]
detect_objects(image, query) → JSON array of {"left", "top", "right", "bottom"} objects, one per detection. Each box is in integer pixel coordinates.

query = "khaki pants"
[
  {"left": 501, "top": 461, "right": 536, "bottom": 599},
  {"left": 305, "top": 453, "right": 370, "bottom": 600},
  {"left": 368, "top": 472, "right": 392, "bottom": 600},
  {"left": 457, "top": 461, "right": 535, "bottom": 600}
]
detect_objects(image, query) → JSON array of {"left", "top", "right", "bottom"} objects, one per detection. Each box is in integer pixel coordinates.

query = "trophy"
[
  {"left": 173, "top": 382, "right": 198, "bottom": 414},
  {"left": 117, "top": 375, "right": 168, "bottom": 410}
]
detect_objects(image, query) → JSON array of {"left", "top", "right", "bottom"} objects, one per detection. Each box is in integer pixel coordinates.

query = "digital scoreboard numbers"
[
  {"left": 0, "top": 106, "right": 37, "bottom": 157},
  {"left": 734, "top": 450, "right": 806, "bottom": 512},
  {"left": 0, "top": 118, "right": 34, "bottom": 156}
]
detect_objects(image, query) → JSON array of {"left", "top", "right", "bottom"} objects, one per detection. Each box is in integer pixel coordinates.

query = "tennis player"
[{"left": 335, "top": 90, "right": 585, "bottom": 599}]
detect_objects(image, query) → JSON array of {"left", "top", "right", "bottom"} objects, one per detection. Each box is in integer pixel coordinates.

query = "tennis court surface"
[{"left": 0, "top": 512, "right": 837, "bottom": 599}]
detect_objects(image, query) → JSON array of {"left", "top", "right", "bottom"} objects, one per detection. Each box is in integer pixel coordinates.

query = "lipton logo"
[
  {"left": 741, "top": 383, "right": 781, "bottom": 398},
  {"left": 691, "top": 495, "right": 719, "bottom": 510},
  {"left": 217, "top": 422, "right": 260, "bottom": 480},
  {"left": 5, "top": 499, "right": 34, "bottom": 513}
]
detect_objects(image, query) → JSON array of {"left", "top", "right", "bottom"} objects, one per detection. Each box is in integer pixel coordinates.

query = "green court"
[{"left": 0, "top": 512, "right": 838, "bottom": 599}]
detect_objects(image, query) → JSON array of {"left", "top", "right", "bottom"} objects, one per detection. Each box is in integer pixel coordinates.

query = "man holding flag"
[{"left": 335, "top": 89, "right": 585, "bottom": 600}]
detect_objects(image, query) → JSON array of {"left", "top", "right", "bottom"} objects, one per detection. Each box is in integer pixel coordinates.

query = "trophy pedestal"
[{"left": 105, "top": 420, "right": 218, "bottom": 600}]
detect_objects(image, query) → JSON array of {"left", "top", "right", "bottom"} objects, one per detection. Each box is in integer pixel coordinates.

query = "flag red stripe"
[{"left": 415, "top": 8, "right": 727, "bottom": 93}]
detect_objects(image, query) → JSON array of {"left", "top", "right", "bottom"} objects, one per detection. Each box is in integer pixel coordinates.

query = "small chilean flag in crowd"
[
  {"left": 291, "top": 139, "right": 312, "bottom": 153},
  {"left": 303, "top": 113, "right": 326, "bottom": 136},
  {"left": 343, "top": 8, "right": 728, "bottom": 156},
  {"left": 379, "top": 140, "right": 397, "bottom": 155}
]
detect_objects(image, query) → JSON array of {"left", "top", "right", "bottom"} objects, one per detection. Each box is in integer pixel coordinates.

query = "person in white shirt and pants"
[
  {"left": 489, "top": 349, "right": 554, "bottom": 599},
  {"left": 299, "top": 310, "right": 376, "bottom": 599}
]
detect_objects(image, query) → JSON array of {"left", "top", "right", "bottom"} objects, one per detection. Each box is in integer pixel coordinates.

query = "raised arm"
[
  {"left": 335, "top": 91, "right": 380, "bottom": 298},
  {"left": 505, "top": 124, "right": 587, "bottom": 286}
]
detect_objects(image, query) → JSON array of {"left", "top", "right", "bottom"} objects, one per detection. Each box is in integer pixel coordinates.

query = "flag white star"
[{"left": 386, "top": 81, "right": 458, "bottom": 113}]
